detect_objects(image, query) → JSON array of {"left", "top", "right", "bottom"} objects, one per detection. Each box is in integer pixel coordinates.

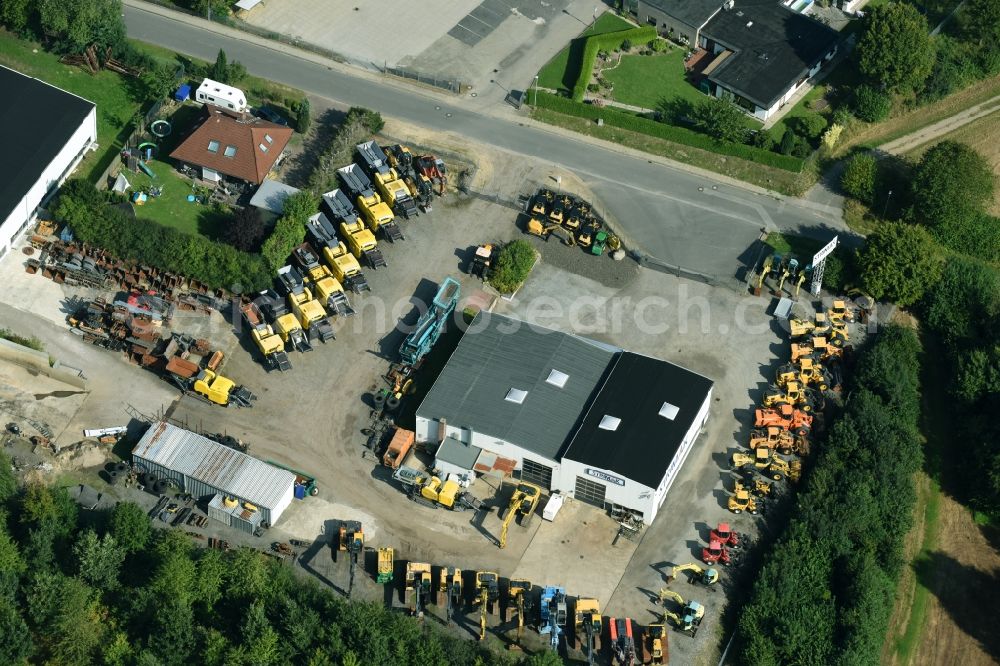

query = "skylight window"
[
  {"left": 207, "top": 140, "right": 220, "bottom": 153},
  {"left": 223, "top": 145, "right": 237, "bottom": 158},
  {"left": 659, "top": 402, "right": 680, "bottom": 420},
  {"left": 264, "top": 134, "right": 273, "bottom": 144},
  {"left": 546, "top": 369, "right": 569, "bottom": 388},
  {"left": 505, "top": 388, "right": 528, "bottom": 404},
  {"left": 599, "top": 415, "right": 621, "bottom": 431},
  {"left": 259, "top": 143, "right": 269, "bottom": 152}
]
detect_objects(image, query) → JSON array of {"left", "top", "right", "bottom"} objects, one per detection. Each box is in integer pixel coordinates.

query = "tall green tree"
[
  {"left": 856, "top": 3, "right": 935, "bottom": 93},
  {"left": 859, "top": 221, "right": 943, "bottom": 306},
  {"left": 912, "top": 140, "right": 995, "bottom": 229},
  {"left": 0, "top": 450, "right": 16, "bottom": 503},
  {"left": 0, "top": 0, "right": 36, "bottom": 35},
  {"left": 211, "top": 48, "right": 228, "bottom": 83},
  {"left": 962, "top": 0, "right": 1000, "bottom": 49},
  {"left": 0, "top": 601, "right": 33, "bottom": 664},
  {"left": 841, "top": 152, "right": 878, "bottom": 204},
  {"left": 73, "top": 530, "right": 125, "bottom": 589},
  {"left": 37, "top": 0, "right": 126, "bottom": 54},
  {"left": 110, "top": 501, "right": 152, "bottom": 554}
]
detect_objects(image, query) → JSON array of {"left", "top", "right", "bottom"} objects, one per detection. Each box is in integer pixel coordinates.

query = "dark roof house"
[
  {"left": 170, "top": 106, "right": 292, "bottom": 184},
  {"left": 643, "top": 0, "right": 725, "bottom": 31},
  {"left": 701, "top": 0, "right": 840, "bottom": 111}
]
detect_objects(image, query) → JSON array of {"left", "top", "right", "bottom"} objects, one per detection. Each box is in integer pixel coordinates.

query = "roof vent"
[
  {"left": 599, "top": 415, "right": 621, "bottom": 431},
  {"left": 505, "top": 388, "right": 528, "bottom": 404},
  {"left": 546, "top": 369, "right": 569, "bottom": 388},
  {"left": 659, "top": 402, "right": 680, "bottom": 420},
  {"left": 746, "top": 20, "right": 753, "bottom": 27},
  {"left": 736, "top": 9, "right": 744, "bottom": 15}
]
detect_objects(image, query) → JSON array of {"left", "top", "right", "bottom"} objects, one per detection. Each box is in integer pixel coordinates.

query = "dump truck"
[
  {"left": 399, "top": 277, "right": 460, "bottom": 366},
  {"left": 308, "top": 211, "right": 369, "bottom": 293},
  {"left": 277, "top": 265, "right": 336, "bottom": 342},
  {"left": 240, "top": 301, "right": 291, "bottom": 371},
  {"left": 293, "top": 244, "right": 355, "bottom": 317},
  {"left": 377, "top": 547, "right": 394, "bottom": 583},
  {"left": 274, "top": 311, "right": 312, "bottom": 353},
  {"left": 165, "top": 357, "right": 255, "bottom": 407},
  {"left": 340, "top": 219, "right": 387, "bottom": 269},
  {"left": 357, "top": 189, "right": 404, "bottom": 242},
  {"left": 358, "top": 141, "right": 419, "bottom": 218},
  {"left": 382, "top": 427, "right": 415, "bottom": 469}
]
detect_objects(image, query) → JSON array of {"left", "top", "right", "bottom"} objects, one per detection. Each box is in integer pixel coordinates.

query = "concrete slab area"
[{"left": 240, "top": 0, "right": 479, "bottom": 67}]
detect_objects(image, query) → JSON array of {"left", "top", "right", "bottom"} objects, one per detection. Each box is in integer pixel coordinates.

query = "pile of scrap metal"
[{"left": 25, "top": 239, "right": 232, "bottom": 306}]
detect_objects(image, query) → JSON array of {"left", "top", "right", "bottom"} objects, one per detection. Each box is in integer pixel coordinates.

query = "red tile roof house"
[{"left": 169, "top": 106, "right": 292, "bottom": 186}]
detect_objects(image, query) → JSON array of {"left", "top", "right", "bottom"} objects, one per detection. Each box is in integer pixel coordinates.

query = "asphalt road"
[{"left": 124, "top": 4, "right": 845, "bottom": 279}]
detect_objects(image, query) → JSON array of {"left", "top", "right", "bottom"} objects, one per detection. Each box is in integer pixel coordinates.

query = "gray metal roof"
[
  {"left": 132, "top": 422, "right": 296, "bottom": 510},
  {"left": 435, "top": 435, "right": 482, "bottom": 471},
  {"left": 417, "top": 313, "right": 617, "bottom": 461},
  {"left": 248, "top": 178, "right": 300, "bottom": 214}
]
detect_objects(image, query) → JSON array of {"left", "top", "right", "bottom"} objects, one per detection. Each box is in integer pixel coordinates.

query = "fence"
[
  {"left": 138, "top": 0, "right": 469, "bottom": 94},
  {"left": 632, "top": 251, "right": 730, "bottom": 288}
]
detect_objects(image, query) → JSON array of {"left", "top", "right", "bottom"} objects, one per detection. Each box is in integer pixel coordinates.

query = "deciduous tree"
[
  {"left": 912, "top": 140, "right": 995, "bottom": 229},
  {"left": 841, "top": 152, "right": 879, "bottom": 204},
  {"left": 692, "top": 96, "right": 747, "bottom": 143},
  {"left": 856, "top": 3, "right": 935, "bottom": 92},
  {"left": 859, "top": 222, "right": 942, "bottom": 306},
  {"left": 110, "top": 501, "right": 152, "bottom": 554}
]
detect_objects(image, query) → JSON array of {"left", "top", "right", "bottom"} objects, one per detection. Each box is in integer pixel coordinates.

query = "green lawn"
[
  {"left": 602, "top": 49, "right": 705, "bottom": 111},
  {"left": 0, "top": 29, "right": 144, "bottom": 183},
  {"left": 768, "top": 83, "right": 831, "bottom": 142},
  {"left": 536, "top": 12, "right": 634, "bottom": 94},
  {"left": 125, "top": 158, "right": 229, "bottom": 239}
]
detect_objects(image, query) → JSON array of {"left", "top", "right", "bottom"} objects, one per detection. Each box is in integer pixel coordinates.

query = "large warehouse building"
[
  {"left": 0, "top": 66, "right": 97, "bottom": 257},
  {"left": 416, "top": 314, "right": 714, "bottom": 525},
  {"left": 132, "top": 422, "right": 297, "bottom": 533}
]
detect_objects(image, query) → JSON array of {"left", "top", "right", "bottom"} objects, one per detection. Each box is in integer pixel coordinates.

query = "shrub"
[
  {"left": 295, "top": 98, "right": 311, "bottom": 134},
  {"left": 489, "top": 240, "right": 536, "bottom": 293},
  {"left": 841, "top": 152, "right": 878, "bottom": 204},
  {"left": 853, "top": 85, "right": 892, "bottom": 122},
  {"left": 0, "top": 328, "right": 44, "bottom": 352},
  {"left": 794, "top": 114, "right": 828, "bottom": 140},
  {"left": 570, "top": 26, "right": 657, "bottom": 101},
  {"left": 859, "top": 221, "right": 943, "bottom": 306},
  {"left": 587, "top": 83, "right": 599, "bottom": 93},
  {"left": 621, "top": 38, "right": 632, "bottom": 51},
  {"left": 779, "top": 128, "right": 797, "bottom": 155},
  {"left": 691, "top": 97, "right": 748, "bottom": 143}
]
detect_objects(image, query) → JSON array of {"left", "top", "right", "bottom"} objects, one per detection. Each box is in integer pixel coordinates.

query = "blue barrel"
[{"left": 294, "top": 483, "right": 306, "bottom": 499}]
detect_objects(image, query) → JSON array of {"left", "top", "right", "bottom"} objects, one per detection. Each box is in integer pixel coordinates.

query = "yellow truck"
[
  {"left": 340, "top": 219, "right": 387, "bottom": 269},
  {"left": 307, "top": 211, "right": 370, "bottom": 293},
  {"left": 274, "top": 311, "right": 312, "bottom": 353},
  {"left": 358, "top": 188, "right": 404, "bottom": 241},
  {"left": 357, "top": 140, "right": 419, "bottom": 219},
  {"left": 277, "top": 266, "right": 336, "bottom": 343},
  {"left": 293, "top": 244, "right": 356, "bottom": 316},
  {"left": 165, "top": 357, "right": 255, "bottom": 407},
  {"left": 240, "top": 301, "right": 291, "bottom": 371}
]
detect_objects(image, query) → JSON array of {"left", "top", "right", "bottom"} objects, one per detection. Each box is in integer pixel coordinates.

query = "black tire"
[
  {"left": 373, "top": 392, "right": 386, "bottom": 407},
  {"left": 109, "top": 470, "right": 120, "bottom": 483},
  {"left": 386, "top": 396, "right": 400, "bottom": 411},
  {"left": 154, "top": 479, "right": 168, "bottom": 494},
  {"left": 115, "top": 462, "right": 128, "bottom": 474},
  {"left": 310, "top": 487, "right": 319, "bottom": 496}
]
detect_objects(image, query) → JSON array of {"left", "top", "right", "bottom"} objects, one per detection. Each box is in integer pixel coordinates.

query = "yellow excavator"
[
  {"left": 755, "top": 255, "right": 774, "bottom": 293},
  {"left": 475, "top": 572, "right": 499, "bottom": 640},
  {"left": 666, "top": 563, "right": 719, "bottom": 588},
  {"left": 405, "top": 562, "right": 432, "bottom": 618},
  {"left": 658, "top": 589, "right": 704, "bottom": 637},
  {"left": 574, "top": 597, "right": 602, "bottom": 664},
  {"left": 439, "top": 567, "right": 462, "bottom": 625},
  {"left": 527, "top": 217, "right": 575, "bottom": 245},
  {"left": 507, "top": 578, "right": 532, "bottom": 648},
  {"left": 498, "top": 482, "right": 542, "bottom": 549}
]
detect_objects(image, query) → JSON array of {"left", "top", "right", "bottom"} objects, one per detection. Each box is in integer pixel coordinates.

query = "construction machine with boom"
[
  {"left": 405, "top": 562, "right": 433, "bottom": 618},
  {"left": 498, "top": 481, "right": 542, "bottom": 549},
  {"left": 658, "top": 589, "right": 705, "bottom": 636},
  {"left": 507, "top": 578, "right": 532, "bottom": 648},
  {"left": 475, "top": 571, "right": 500, "bottom": 640},
  {"left": 539, "top": 586, "right": 567, "bottom": 652},
  {"left": 438, "top": 567, "right": 463, "bottom": 624},
  {"left": 398, "top": 276, "right": 460, "bottom": 367},
  {"left": 165, "top": 357, "right": 255, "bottom": 408},
  {"left": 336, "top": 520, "right": 364, "bottom": 598},
  {"left": 665, "top": 563, "right": 719, "bottom": 588},
  {"left": 610, "top": 617, "right": 636, "bottom": 666},
  {"left": 574, "top": 597, "right": 602, "bottom": 664}
]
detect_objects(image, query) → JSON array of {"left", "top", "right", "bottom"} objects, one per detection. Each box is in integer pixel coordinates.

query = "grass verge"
[
  {"left": 602, "top": 49, "right": 704, "bottom": 110},
  {"left": 531, "top": 107, "right": 815, "bottom": 195}
]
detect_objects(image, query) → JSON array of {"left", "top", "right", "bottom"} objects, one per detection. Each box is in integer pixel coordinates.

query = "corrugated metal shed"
[
  {"left": 132, "top": 422, "right": 296, "bottom": 513},
  {"left": 417, "top": 313, "right": 618, "bottom": 460}
]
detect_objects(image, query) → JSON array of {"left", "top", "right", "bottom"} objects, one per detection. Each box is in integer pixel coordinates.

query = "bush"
[
  {"left": 295, "top": 98, "right": 311, "bottom": 134},
  {"left": 533, "top": 92, "right": 806, "bottom": 172},
  {"left": 690, "top": 97, "right": 748, "bottom": 143},
  {"left": 841, "top": 152, "right": 878, "bottom": 204},
  {"left": 260, "top": 191, "right": 320, "bottom": 272},
  {"left": 570, "top": 26, "right": 657, "bottom": 101},
  {"left": 793, "top": 114, "right": 828, "bottom": 140},
  {"left": 853, "top": 85, "right": 892, "bottom": 122},
  {"left": 309, "top": 107, "right": 385, "bottom": 192},
  {"left": 489, "top": 240, "right": 536, "bottom": 293},
  {"left": 0, "top": 328, "right": 44, "bottom": 352},
  {"left": 779, "top": 128, "right": 797, "bottom": 155},
  {"left": 621, "top": 38, "right": 632, "bottom": 51},
  {"left": 859, "top": 221, "right": 943, "bottom": 306}
]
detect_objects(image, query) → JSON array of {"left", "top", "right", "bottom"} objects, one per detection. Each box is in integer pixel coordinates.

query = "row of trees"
[
  {"left": 0, "top": 464, "right": 565, "bottom": 666},
  {"left": 54, "top": 180, "right": 273, "bottom": 292},
  {"left": 737, "top": 325, "right": 923, "bottom": 664}
]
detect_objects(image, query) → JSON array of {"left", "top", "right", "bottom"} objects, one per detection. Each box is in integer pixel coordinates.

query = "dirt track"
[{"left": 879, "top": 97, "right": 1000, "bottom": 156}]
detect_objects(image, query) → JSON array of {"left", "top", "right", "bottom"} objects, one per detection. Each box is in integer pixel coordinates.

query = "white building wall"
[
  {"left": 268, "top": 483, "right": 295, "bottom": 525},
  {"left": 555, "top": 457, "right": 656, "bottom": 521},
  {"left": 0, "top": 105, "right": 96, "bottom": 256}
]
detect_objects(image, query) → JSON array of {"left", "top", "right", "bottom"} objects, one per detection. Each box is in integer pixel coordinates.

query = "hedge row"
[
  {"left": 737, "top": 326, "right": 923, "bottom": 664},
  {"left": 570, "top": 26, "right": 658, "bottom": 101},
  {"left": 534, "top": 92, "right": 805, "bottom": 172},
  {"left": 54, "top": 180, "right": 273, "bottom": 291}
]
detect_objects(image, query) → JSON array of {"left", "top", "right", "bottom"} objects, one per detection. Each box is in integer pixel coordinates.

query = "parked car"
[{"left": 254, "top": 105, "right": 288, "bottom": 126}]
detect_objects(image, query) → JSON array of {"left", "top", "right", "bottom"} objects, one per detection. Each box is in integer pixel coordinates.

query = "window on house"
[
  {"left": 599, "top": 415, "right": 621, "bottom": 431},
  {"left": 207, "top": 140, "right": 220, "bottom": 153},
  {"left": 505, "top": 388, "right": 528, "bottom": 404},
  {"left": 264, "top": 134, "right": 273, "bottom": 144},
  {"left": 647, "top": 15, "right": 657, "bottom": 25},
  {"left": 224, "top": 146, "right": 237, "bottom": 158},
  {"left": 259, "top": 143, "right": 269, "bottom": 152},
  {"left": 546, "top": 369, "right": 569, "bottom": 388}
]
